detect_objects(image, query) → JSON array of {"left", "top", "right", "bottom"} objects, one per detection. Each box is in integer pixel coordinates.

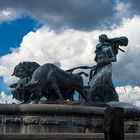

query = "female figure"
[{"left": 89, "top": 34, "right": 128, "bottom": 102}]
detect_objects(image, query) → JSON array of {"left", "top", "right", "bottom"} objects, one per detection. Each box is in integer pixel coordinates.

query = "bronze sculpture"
[
  {"left": 10, "top": 62, "right": 90, "bottom": 103},
  {"left": 10, "top": 34, "right": 128, "bottom": 104},
  {"left": 88, "top": 34, "right": 128, "bottom": 102},
  {"left": 10, "top": 62, "right": 40, "bottom": 102}
]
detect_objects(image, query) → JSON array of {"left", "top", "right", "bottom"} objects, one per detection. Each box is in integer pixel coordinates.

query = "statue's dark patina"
[
  {"left": 24, "top": 63, "right": 90, "bottom": 102},
  {"left": 10, "top": 62, "right": 40, "bottom": 102},
  {"left": 10, "top": 62, "right": 90, "bottom": 103},
  {"left": 10, "top": 34, "right": 128, "bottom": 104},
  {"left": 88, "top": 34, "right": 128, "bottom": 102}
]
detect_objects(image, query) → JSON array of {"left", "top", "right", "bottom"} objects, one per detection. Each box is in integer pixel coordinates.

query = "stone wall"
[
  {"left": 0, "top": 104, "right": 105, "bottom": 134},
  {"left": 1, "top": 104, "right": 140, "bottom": 140}
]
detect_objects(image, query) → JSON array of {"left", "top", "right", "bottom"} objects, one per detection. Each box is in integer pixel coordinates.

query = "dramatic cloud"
[
  {"left": 0, "top": 27, "right": 95, "bottom": 84},
  {"left": 116, "top": 86, "right": 140, "bottom": 107},
  {"left": 120, "top": 0, "right": 140, "bottom": 16},
  {"left": 0, "top": 16, "right": 140, "bottom": 86},
  {"left": 0, "top": 0, "right": 133, "bottom": 30},
  {"left": 0, "top": 92, "right": 19, "bottom": 104},
  {"left": 0, "top": 0, "right": 140, "bottom": 106},
  {"left": 112, "top": 16, "right": 140, "bottom": 85},
  {"left": 0, "top": 8, "right": 22, "bottom": 22}
]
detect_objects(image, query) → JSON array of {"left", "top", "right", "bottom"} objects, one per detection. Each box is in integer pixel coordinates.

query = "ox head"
[
  {"left": 11, "top": 77, "right": 31, "bottom": 102},
  {"left": 12, "top": 61, "right": 40, "bottom": 78}
]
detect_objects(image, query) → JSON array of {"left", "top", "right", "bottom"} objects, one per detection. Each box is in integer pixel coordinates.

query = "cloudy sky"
[{"left": 0, "top": 0, "right": 140, "bottom": 105}]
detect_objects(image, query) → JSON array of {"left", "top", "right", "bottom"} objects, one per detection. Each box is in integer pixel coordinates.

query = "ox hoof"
[{"left": 29, "top": 100, "right": 39, "bottom": 104}]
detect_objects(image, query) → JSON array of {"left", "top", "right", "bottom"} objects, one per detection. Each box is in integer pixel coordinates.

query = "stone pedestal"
[
  {"left": 0, "top": 104, "right": 105, "bottom": 134},
  {"left": 1, "top": 103, "right": 140, "bottom": 140}
]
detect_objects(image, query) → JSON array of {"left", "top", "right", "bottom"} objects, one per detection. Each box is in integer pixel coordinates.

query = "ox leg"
[
  {"left": 33, "top": 86, "right": 42, "bottom": 102},
  {"left": 51, "top": 83, "right": 63, "bottom": 100},
  {"left": 79, "top": 88, "right": 90, "bottom": 102}
]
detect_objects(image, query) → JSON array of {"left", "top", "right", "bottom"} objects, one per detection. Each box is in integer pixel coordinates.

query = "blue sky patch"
[
  {"left": 0, "top": 16, "right": 42, "bottom": 56},
  {"left": 0, "top": 76, "right": 11, "bottom": 94}
]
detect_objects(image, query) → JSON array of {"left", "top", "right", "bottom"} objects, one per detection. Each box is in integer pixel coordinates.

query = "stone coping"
[
  {"left": 0, "top": 103, "right": 140, "bottom": 118},
  {"left": 0, "top": 104, "right": 105, "bottom": 116}
]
